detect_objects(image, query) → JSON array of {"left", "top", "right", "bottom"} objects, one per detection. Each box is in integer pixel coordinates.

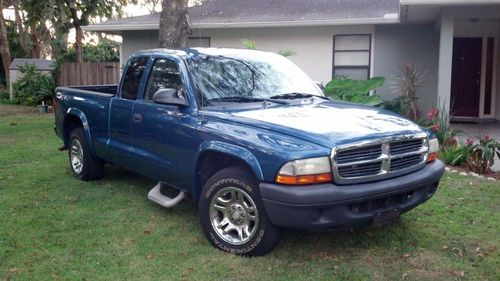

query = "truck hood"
[{"left": 207, "top": 100, "right": 425, "bottom": 149}]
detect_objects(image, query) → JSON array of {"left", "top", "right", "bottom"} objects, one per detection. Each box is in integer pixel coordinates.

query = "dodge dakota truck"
[{"left": 54, "top": 48, "right": 444, "bottom": 256}]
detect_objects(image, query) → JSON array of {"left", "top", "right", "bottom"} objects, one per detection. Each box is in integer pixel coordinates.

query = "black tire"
[
  {"left": 68, "top": 127, "right": 104, "bottom": 181},
  {"left": 198, "top": 167, "right": 280, "bottom": 256}
]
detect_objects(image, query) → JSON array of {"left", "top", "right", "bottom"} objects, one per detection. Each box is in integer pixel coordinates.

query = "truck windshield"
[{"left": 188, "top": 52, "right": 323, "bottom": 104}]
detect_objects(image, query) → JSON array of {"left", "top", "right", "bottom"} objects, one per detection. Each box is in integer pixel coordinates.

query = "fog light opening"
[{"left": 427, "top": 183, "right": 438, "bottom": 196}]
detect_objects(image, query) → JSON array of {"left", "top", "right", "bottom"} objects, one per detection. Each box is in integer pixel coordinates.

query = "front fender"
[{"left": 197, "top": 141, "right": 264, "bottom": 181}]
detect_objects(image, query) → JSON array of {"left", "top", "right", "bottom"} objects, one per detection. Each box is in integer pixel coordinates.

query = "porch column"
[{"left": 437, "top": 15, "right": 454, "bottom": 116}]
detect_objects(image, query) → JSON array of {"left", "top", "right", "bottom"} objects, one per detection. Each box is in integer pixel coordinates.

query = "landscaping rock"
[
  {"left": 459, "top": 172, "right": 468, "bottom": 176},
  {"left": 487, "top": 177, "right": 496, "bottom": 181}
]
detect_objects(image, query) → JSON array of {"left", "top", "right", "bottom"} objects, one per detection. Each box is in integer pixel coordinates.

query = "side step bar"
[{"left": 148, "top": 182, "right": 185, "bottom": 208}]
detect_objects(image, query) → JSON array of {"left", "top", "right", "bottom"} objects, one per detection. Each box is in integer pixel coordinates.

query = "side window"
[
  {"left": 121, "top": 57, "right": 149, "bottom": 100},
  {"left": 144, "top": 58, "right": 183, "bottom": 100}
]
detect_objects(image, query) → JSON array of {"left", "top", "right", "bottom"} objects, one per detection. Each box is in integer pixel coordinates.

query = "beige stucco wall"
[{"left": 122, "top": 25, "right": 375, "bottom": 84}]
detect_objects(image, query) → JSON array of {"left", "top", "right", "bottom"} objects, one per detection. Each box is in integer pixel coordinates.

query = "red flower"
[
  {"left": 431, "top": 124, "right": 440, "bottom": 132},
  {"left": 426, "top": 108, "right": 439, "bottom": 120},
  {"left": 482, "top": 134, "right": 490, "bottom": 141},
  {"left": 466, "top": 137, "right": 474, "bottom": 146}
]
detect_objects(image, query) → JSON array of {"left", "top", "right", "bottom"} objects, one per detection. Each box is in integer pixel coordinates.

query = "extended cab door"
[
  {"left": 130, "top": 56, "right": 198, "bottom": 190},
  {"left": 108, "top": 56, "right": 149, "bottom": 165}
]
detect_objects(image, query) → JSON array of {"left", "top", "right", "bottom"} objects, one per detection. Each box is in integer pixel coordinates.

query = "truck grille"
[{"left": 331, "top": 134, "right": 428, "bottom": 184}]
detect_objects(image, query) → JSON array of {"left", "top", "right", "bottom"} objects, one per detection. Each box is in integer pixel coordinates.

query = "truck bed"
[{"left": 58, "top": 84, "right": 118, "bottom": 96}]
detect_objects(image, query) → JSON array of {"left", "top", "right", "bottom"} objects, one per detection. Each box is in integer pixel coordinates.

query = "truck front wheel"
[
  {"left": 68, "top": 127, "right": 104, "bottom": 181},
  {"left": 198, "top": 167, "right": 280, "bottom": 256}
]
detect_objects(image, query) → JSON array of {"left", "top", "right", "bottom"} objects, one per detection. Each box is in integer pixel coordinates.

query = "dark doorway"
[{"left": 450, "top": 38, "right": 482, "bottom": 117}]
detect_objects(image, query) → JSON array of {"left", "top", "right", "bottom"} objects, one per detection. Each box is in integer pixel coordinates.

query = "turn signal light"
[
  {"left": 427, "top": 152, "right": 438, "bottom": 163},
  {"left": 276, "top": 173, "right": 333, "bottom": 185}
]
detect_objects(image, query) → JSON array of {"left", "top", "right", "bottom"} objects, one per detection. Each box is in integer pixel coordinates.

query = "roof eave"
[{"left": 82, "top": 16, "right": 400, "bottom": 33}]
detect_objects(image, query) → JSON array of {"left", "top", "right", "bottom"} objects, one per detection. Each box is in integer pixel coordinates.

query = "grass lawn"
[{"left": 0, "top": 105, "right": 499, "bottom": 281}]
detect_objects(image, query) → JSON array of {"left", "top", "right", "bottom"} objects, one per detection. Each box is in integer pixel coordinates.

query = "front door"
[
  {"left": 450, "top": 38, "right": 482, "bottom": 117},
  {"left": 131, "top": 57, "right": 198, "bottom": 190}
]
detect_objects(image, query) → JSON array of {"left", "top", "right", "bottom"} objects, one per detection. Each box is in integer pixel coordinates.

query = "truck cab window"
[
  {"left": 121, "top": 57, "right": 148, "bottom": 100},
  {"left": 145, "top": 58, "right": 183, "bottom": 100}
]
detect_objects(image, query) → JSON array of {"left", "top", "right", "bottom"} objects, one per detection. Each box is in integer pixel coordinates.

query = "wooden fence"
[{"left": 58, "top": 62, "right": 120, "bottom": 86}]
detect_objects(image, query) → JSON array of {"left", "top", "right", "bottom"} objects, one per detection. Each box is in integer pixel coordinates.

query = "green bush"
[
  {"left": 466, "top": 135, "right": 500, "bottom": 174},
  {"left": 324, "top": 76, "right": 385, "bottom": 106},
  {"left": 439, "top": 144, "right": 470, "bottom": 166},
  {"left": 381, "top": 96, "right": 408, "bottom": 116},
  {"left": 418, "top": 106, "right": 460, "bottom": 147},
  {"left": 12, "top": 64, "right": 56, "bottom": 106}
]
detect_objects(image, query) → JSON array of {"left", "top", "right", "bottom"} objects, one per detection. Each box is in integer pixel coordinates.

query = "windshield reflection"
[{"left": 188, "top": 52, "right": 322, "bottom": 104}]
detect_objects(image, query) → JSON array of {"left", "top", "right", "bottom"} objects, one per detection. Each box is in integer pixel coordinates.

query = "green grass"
[{"left": 0, "top": 105, "right": 499, "bottom": 281}]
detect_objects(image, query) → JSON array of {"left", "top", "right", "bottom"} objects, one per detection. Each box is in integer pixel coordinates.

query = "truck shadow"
[{"left": 100, "top": 165, "right": 424, "bottom": 258}]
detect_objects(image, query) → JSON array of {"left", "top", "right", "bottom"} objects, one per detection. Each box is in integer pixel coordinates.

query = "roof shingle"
[{"left": 85, "top": 0, "right": 400, "bottom": 32}]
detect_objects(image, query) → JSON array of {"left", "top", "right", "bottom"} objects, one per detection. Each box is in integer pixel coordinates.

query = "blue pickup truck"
[{"left": 54, "top": 48, "right": 444, "bottom": 255}]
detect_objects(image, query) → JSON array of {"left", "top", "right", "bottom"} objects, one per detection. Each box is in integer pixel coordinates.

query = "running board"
[{"left": 147, "top": 182, "right": 185, "bottom": 208}]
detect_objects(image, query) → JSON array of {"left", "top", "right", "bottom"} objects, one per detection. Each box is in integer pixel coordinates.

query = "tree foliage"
[{"left": 56, "top": 41, "right": 120, "bottom": 64}]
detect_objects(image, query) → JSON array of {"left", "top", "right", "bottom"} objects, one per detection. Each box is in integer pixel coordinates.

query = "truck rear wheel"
[
  {"left": 198, "top": 167, "right": 280, "bottom": 256},
  {"left": 68, "top": 127, "right": 104, "bottom": 181}
]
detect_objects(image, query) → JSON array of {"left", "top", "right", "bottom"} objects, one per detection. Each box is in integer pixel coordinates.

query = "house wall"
[
  {"left": 373, "top": 24, "right": 440, "bottom": 115},
  {"left": 121, "top": 25, "right": 375, "bottom": 84},
  {"left": 121, "top": 30, "right": 159, "bottom": 64}
]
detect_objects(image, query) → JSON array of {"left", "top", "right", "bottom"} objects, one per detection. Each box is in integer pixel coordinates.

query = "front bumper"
[{"left": 260, "top": 160, "right": 445, "bottom": 230}]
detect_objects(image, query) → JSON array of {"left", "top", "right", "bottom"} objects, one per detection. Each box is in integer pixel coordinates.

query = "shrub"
[
  {"left": 241, "top": 39, "right": 296, "bottom": 57},
  {"left": 439, "top": 143, "right": 470, "bottom": 166},
  {"left": 324, "top": 76, "right": 385, "bottom": 106},
  {"left": 12, "top": 64, "right": 56, "bottom": 106},
  {"left": 466, "top": 135, "right": 500, "bottom": 174},
  {"left": 381, "top": 96, "right": 408, "bottom": 116},
  {"left": 389, "top": 63, "right": 426, "bottom": 120},
  {"left": 419, "top": 106, "right": 460, "bottom": 147}
]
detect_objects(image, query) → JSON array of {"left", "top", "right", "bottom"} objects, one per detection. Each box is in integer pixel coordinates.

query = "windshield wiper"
[
  {"left": 208, "top": 96, "right": 289, "bottom": 105},
  {"left": 270, "top": 92, "right": 330, "bottom": 100}
]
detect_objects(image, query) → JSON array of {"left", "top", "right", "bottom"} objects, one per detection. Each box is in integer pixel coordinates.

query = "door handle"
[{"left": 133, "top": 113, "right": 143, "bottom": 123}]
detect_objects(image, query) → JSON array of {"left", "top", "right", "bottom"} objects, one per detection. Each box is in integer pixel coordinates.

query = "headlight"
[
  {"left": 427, "top": 138, "right": 439, "bottom": 162},
  {"left": 275, "top": 157, "right": 332, "bottom": 185}
]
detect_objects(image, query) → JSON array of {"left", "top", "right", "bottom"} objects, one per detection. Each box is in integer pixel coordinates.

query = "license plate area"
[{"left": 373, "top": 208, "right": 401, "bottom": 226}]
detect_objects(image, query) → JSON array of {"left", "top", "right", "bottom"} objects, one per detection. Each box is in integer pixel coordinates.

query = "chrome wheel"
[
  {"left": 209, "top": 187, "right": 259, "bottom": 245},
  {"left": 70, "top": 138, "right": 84, "bottom": 174}
]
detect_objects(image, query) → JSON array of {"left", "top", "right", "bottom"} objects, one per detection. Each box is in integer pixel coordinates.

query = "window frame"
[
  {"left": 332, "top": 34, "right": 372, "bottom": 80},
  {"left": 143, "top": 57, "right": 184, "bottom": 101},
  {"left": 187, "top": 37, "right": 211, "bottom": 48},
  {"left": 119, "top": 56, "right": 150, "bottom": 100}
]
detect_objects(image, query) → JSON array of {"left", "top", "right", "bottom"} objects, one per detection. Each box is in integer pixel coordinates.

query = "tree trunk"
[
  {"left": 75, "top": 25, "right": 83, "bottom": 63},
  {"left": 0, "top": 0, "right": 12, "bottom": 86},
  {"left": 158, "top": 0, "right": 190, "bottom": 48}
]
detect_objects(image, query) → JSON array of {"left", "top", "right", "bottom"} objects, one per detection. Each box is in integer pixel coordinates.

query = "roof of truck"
[{"left": 130, "top": 47, "right": 276, "bottom": 60}]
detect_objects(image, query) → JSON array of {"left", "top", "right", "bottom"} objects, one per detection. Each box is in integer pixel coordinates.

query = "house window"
[
  {"left": 333, "top": 34, "right": 371, "bottom": 80},
  {"left": 187, "top": 37, "right": 211, "bottom": 47}
]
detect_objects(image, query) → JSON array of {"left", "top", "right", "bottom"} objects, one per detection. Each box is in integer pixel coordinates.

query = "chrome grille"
[
  {"left": 331, "top": 134, "right": 428, "bottom": 184},
  {"left": 336, "top": 145, "right": 382, "bottom": 164},
  {"left": 338, "top": 161, "right": 382, "bottom": 178},
  {"left": 390, "top": 154, "right": 423, "bottom": 171}
]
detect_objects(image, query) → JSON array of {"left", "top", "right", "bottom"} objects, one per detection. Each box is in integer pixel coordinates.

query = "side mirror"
[{"left": 152, "top": 88, "right": 188, "bottom": 107}]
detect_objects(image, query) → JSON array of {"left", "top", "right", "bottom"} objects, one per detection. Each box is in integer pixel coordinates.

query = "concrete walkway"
[{"left": 451, "top": 122, "right": 500, "bottom": 172}]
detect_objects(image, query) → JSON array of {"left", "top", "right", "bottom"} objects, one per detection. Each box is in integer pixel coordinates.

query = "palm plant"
[{"left": 390, "top": 63, "right": 426, "bottom": 120}]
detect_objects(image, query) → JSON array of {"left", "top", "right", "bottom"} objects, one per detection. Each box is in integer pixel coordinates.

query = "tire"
[
  {"left": 198, "top": 167, "right": 280, "bottom": 256},
  {"left": 68, "top": 127, "right": 104, "bottom": 181}
]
